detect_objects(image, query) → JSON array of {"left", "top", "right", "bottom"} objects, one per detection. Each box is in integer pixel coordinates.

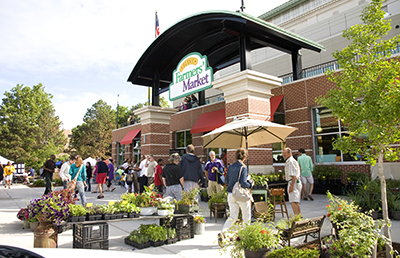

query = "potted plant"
[
  {"left": 135, "top": 184, "right": 162, "bottom": 216},
  {"left": 139, "top": 224, "right": 167, "bottom": 247},
  {"left": 390, "top": 200, "right": 400, "bottom": 220},
  {"left": 157, "top": 197, "right": 174, "bottom": 216},
  {"left": 200, "top": 189, "right": 209, "bottom": 202},
  {"left": 27, "top": 189, "right": 74, "bottom": 248},
  {"left": 220, "top": 221, "right": 280, "bottom": 258},
  {"left": 175, "top": 187, "right": 200, "bottom": 214},
  {"left": 208, "top": 189, "right": 228, "bottom": 218},
  {"left": 125, "top": 229, "right": 151, "bottom": 249},
  {"left": 17, "top": 207, "right": 30, "bottom": 230},
  {"left": 250, "top": 173, "right": 269, "bottom": 190},
  {"left": 193, "top": 215, "right": 206, "bottom": 235},
  {"left": 275, "top": 214, "right": 303, "bottom": 237},
  {"left": 165, "top": 227, "right": 177, "bottom": 244},
  {"left": 99, "top": 204, "right": 117, "bottom": 220},
  {"left": 67, "top": 204, "right": 87, "bottom": 222},
  {"left": 86, "top": 205, "right": 103, "bottom": 221},
  {"left": 115, "top": 201, "right": 140, "bottom": 218}
]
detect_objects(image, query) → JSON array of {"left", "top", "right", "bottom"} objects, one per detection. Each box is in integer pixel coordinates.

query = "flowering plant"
[
  {"left": 176, "top": 187, "right": 200, "bottom": 205},
  {"left": 135, "top": 184, "right": 162, "bottom": 207},
  {"left": 220, "top": 221, "right": 280, "bottom": 258},
  {"left": 17, "top": 208, "right": 29, "bottom": 221},
  {"left": 323, "top": 191, "right": 385, "bottom": 257},
  {"left": 156, "top": 197, "right": 174, "bottom": 211},
  {"left": 193, "top": 215, "right": 206, "bottom": 224},
  {"left": 26, "top": 189, "right": 75, "bottom": 225}
]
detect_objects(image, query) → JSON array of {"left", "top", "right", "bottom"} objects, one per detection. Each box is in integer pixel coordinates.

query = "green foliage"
[
  {"left": 0, "top": 84, "right": 67, "bottom": 169},
  {"left": 220, "top": 221, "right": 280, "bottom": 258},
  {"left": 68, "top": 204, "right": 87, "bottom": 217},
  {"left": 139, "top": 224, "right": 167, "bottom": 242},
  {"left": 208, "top": 188, "right": 227, "bottom": 207},
  {"left": 113, "top": 201, "right": 140, "bottom": 213},
  {"left": 347, "top": 178, "right": 382, "bottom": 211},
  {"left": 98, "top": 204, "right": 117, "bottom": 214},
  {"left": 86, "top": 204, "right": 103, "bottom": 215},
  {"left": 70, "top": 100, "right": 115, "bottom": 158},
  {"left": 129, "top": 229, "right": 150, "bottom": 244},
  {"left": 53, "top": 178, "right": 63, "bottom": 186},
  {"left": 324, "top": 191, "right": 385, "bottom": 257},
  {"left": 32, "top": 179, "right": 46, "bottom": 187},
  {"left": 275, "top": 214, "right": 303, "bottom": 231},
  {"left": 250, "top": 173, "right": 269, "bottom": 186},
  {"left": 176, "top": 187, "right": 200, "bottom": 205},
  {"left": 166, "top": 227, "right": 176, "bottom": 239},
  {"left": 346, "top": 171, "right": 369, "bottom": 183},
  {"left": 266, "top": 246, "right": 319, "bottom": 258},
  {"left": 312, "top": 165, "right": 342, "bottom": 180}
]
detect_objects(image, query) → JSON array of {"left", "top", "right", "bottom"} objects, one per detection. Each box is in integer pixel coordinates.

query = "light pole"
[{"left": 116, "top": 94, "right": 119, "bottom": 129}]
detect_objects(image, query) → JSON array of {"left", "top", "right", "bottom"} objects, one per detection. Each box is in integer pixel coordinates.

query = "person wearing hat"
[{"left": 154, "top": 158, "right": 164, "bottom": 194}]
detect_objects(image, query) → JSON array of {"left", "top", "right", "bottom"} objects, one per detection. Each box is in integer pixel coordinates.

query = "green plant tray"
[{"left": 124, "top": 236, "right": 150, "bottom": 249}]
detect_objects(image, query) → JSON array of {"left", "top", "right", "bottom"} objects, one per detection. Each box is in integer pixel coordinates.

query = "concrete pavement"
[{"left": 0, "top": 183, "right": 399, "bottom": 258}]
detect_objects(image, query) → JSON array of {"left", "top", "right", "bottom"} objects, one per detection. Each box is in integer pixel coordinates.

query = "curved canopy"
[{"left": 128, "top": 10, "right": 324, "bottom": 91}]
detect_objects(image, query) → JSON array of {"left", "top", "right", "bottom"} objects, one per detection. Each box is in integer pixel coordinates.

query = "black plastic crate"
[
  {"left": 57, "top": 222, "right": 73, "bottom": 233},
  {"left": 150, "top": 240, "right": 164, "bottom": 247},
  {"left": 177, "top": 227, "right": 194, "bottom": 241},
  {"left": 176, "top": 216, "right": 193, "bottom": 230},
  {"left": 86, "top": 214, "right": 102, "bottom": 221},
  {"left": 73, "top": 238, "right": 108, "bottom": 250},
  {"left": 73, "top": 222, "right": 108, "bottom": 241},
  {"left": 124, "top": 237, "right": 150, "bottom": 249}
]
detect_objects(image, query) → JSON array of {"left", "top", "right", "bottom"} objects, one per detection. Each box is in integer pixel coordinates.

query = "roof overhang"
[{"left": 127, "top": 10, "right": 325, "bottom": 91}]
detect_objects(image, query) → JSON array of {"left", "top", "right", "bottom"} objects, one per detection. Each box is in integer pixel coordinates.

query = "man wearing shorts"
[
  {"left": 283, "top": 147, "right": 301, "bottom": 216},
  {"left": 4, "top": 161, "right": 15, "bottom": 189},
  {"left": 297, "top": 148, "right": 314, "bottom": 201},
  {"left": 96, "top": 157, "right": 109, "bottom": 199}
]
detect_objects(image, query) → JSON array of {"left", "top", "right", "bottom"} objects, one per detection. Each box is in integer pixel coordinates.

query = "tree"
[
  {"left": 317, "top": 0, "right": 400, "bottom": 255},
  {"left": 70, "top": 100, "right": 115, "bottom": 158},
  {"left": 0, "top": 84, "right": 66, "bottom": 169}
]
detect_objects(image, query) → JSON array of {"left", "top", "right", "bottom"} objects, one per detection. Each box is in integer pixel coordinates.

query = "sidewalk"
[{"left": 0, "top": 184, "right": 399, "bottom": 257}]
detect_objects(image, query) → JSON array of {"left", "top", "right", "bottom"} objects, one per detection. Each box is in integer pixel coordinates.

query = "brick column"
[
  {"left": 134, "top": 106, "right": 178, "bottom": 162},
  {"left": 213, "top": 70, "right": 282, "bottom": 174}
]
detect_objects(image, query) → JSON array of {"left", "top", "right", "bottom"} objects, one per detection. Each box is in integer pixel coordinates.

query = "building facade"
[{"left": 112, "top": 0, "right": 400, "bottom": 180}]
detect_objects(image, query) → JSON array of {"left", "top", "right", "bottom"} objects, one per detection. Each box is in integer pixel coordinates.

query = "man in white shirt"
[
  {"left": 283, "top": 147, "right": 302, "bottom": 216},
  {"left": 138, "top": 155, "right": 148, "bottom": 193},
  {"left": 146, "top": 155, "right": 157, "bottom": 186},
  {"left": 59, "top": 156, "right": 76, "bottom": 189}
]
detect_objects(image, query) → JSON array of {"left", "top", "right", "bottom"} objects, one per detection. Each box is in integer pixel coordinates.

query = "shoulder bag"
[
  {"left": 232, "top": 166, "right": 253, "bottom": 202},
  {"left": 67, "top": 166, "right": 83, "bottom": 191}
]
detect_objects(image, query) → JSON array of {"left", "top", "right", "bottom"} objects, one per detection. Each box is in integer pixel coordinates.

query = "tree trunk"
[{"left": 378, "top": 150, "right": 392, "bottom": 258}]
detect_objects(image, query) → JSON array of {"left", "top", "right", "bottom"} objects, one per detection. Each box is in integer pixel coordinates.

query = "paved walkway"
[{"left": 0, "top": 183, "right": 399, "bottom": 257}]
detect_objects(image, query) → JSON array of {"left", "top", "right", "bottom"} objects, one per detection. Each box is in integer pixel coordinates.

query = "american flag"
[{"left": 155, "top": 11, "right": 160, "bottom": 38}]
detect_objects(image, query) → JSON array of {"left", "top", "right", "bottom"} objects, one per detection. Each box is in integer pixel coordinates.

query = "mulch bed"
[{"left": 295, "top": 239, "right": 400, "bottom": 257}]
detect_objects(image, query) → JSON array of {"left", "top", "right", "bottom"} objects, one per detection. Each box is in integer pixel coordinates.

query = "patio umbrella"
[
  {"left": 202, "top": 117, "right": 297, "bottom": 150},
  {"left": 202, "top": 118, "right": 297, "bottom": 169},
  {"left": 83, "top": 157, "right": 96, "bottom": 166}
]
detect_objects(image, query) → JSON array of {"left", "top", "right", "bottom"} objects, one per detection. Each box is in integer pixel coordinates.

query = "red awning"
[
  {"left": 270, "top": 95, "right": 284, "bottom": 121},
  {"left": 120, "top": 129, "right": 141, "bottom": 145},
  {"left": 191, "top": 109, "right": 226, "bottom": 134}
]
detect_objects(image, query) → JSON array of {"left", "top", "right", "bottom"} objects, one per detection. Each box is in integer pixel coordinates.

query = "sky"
[{"left": 0, "top": 0, "right": 288, "bottom": 130}]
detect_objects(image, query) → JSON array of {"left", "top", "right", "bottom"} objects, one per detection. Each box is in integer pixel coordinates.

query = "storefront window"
[
  {"left": 313, "top": 107, "right": 364, "bottom": 163},
  {"left": 273, "top": 142, "right": 286, "bottom": 163},
  {"left": 176, "top": 130, "right": 192, "bottom": 149}
]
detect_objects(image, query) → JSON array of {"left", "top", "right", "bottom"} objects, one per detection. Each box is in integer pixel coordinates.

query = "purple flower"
[{"left": 236, "top": 237, "right": 241, "bottom": 241}]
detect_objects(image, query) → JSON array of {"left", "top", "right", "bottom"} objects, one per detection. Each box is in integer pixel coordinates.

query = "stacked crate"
[
  {"left": 73, "top": 222, "right": 109, "bottom": 250},
  {"left": 160, "top": 215, "right": 194, "bottom": 241}
]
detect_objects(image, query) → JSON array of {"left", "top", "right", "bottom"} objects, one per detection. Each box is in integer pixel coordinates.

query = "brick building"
[{"left": 112, "top": 0, "right": 400, "bottom": 179}]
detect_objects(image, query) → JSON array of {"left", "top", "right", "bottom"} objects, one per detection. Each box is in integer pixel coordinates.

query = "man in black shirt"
[{"left": 43, "top": 154, "right": 56, "bottom": 195}]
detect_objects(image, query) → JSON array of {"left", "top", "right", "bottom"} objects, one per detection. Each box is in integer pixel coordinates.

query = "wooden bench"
[{"left": 280, "top": 215, "right": 326, "bottom": 247}]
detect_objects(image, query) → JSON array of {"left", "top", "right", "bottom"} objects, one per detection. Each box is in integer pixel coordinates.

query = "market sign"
[{"left": 169, "top": 52, "right": 213, "bottom": 101}]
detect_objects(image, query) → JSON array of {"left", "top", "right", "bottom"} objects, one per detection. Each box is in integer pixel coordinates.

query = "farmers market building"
[{"left": 112, "top": 0, "right": 400, "bottom": 181}]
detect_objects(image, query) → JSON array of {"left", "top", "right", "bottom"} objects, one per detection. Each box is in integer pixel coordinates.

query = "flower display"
[
  {"left": 220, "top": 221, "right": 280, "bottom": 258},
  {"left": 121, "top": 184, "right": 162, "bottom": 208},
  {"left": 193, "top": 215, "right": 206, "bottom": 224},
  {"left": 17, "top": 207, "right": 28, "bottom": 221},
  {"left": 26, "top": 189, "right": 75, "bottom": 225}
]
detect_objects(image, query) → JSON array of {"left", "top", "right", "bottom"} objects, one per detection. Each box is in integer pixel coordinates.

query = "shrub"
[
  {"left": 32, "top": 179, "right": 46, "bottom": 187},
  {"left": 266, "top": 246, "right": 319, "bottom": 258}
]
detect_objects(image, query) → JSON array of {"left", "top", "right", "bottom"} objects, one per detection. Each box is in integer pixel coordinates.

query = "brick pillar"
[
  {"left": 213, "top": 70, "right": 282, "bottom": 174},
  {"left": 134, "top": 106, "right": 178, "bottom": 163}
]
